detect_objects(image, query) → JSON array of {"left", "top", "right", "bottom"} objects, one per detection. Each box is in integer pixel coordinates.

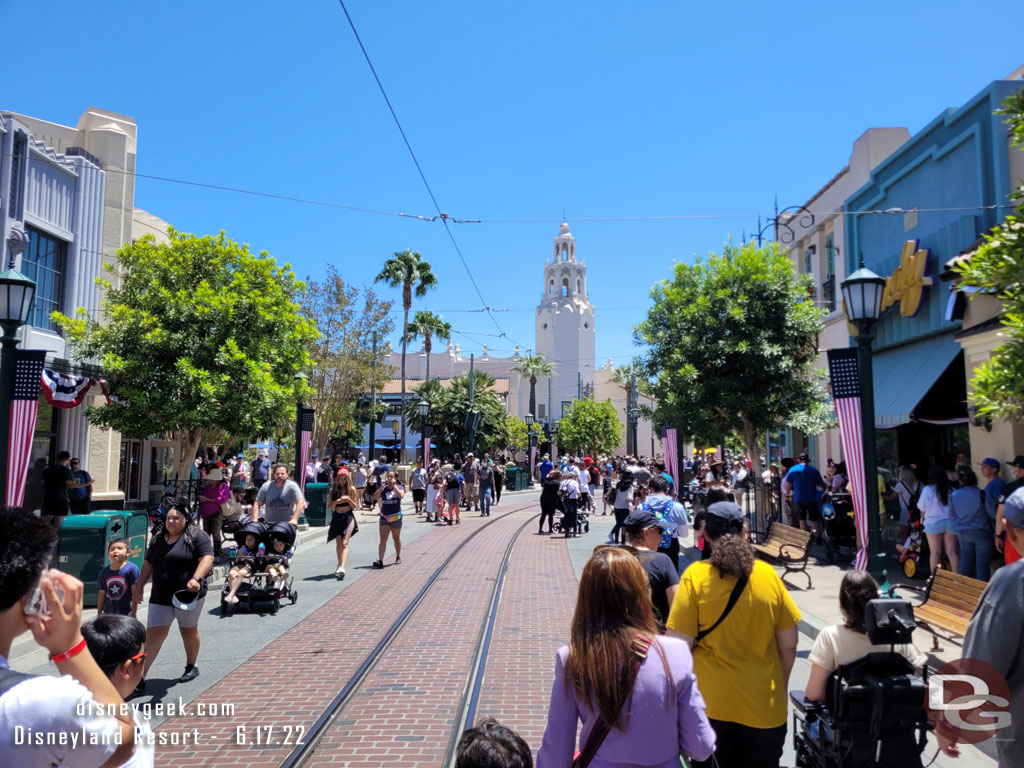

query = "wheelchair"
[{"left": 790, "top": 599, "right": 931, "bottom": 768}]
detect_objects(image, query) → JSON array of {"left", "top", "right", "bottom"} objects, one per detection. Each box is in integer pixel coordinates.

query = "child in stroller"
[{"left": 221, "top": 521, "right": 298, "bottom": 615}]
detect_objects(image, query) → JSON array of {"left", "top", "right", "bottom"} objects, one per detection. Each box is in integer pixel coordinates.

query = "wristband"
[{"left": 50, "top": 637, "right": 87, "bottom": 663}]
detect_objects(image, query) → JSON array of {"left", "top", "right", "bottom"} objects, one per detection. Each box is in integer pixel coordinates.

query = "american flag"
[
  {"left": 422, "top": 425, "right": 431, "bottom": 468},
  {"left": 297, "top": 407, "right": 314, "bottom": 491},
  {"left": 6, "top": 350, "right": 46, "bottom": 508},
  {"left": 828, "top": 348, "right": 870, "bottom": 570},
  {"left": 661, "top": 427, "right": 679, "bottom": 491}
]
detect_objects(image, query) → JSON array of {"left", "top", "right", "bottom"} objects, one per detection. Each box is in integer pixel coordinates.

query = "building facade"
[
  {"left": 780, "top": 127, "right": 910, "bottom": 468},
  {"left": 0, "top": 107, "right": 140, "bottom": 507}
]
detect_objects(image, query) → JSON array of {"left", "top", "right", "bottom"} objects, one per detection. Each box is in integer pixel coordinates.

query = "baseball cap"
[
  {"left": 623, "top": 509, "right": 660, "bottom": 529},
  {"left": 1008, "top": 455, "right": 1024, "bottom": 469},
  {"left": 237, "top": 453, "right": 244, "bottom": 458},
  {"left": 1003, "top": 487, "right": 1024, "bottom": 529},
  {"left": 172, "top": 589, "right": 202, "bottom": 611},
  {"left": 705, "top": 501, "right": 744, "bottom": 524},
  {"left": 979, "top": 458, "right": 1000, "bottom": 470}
]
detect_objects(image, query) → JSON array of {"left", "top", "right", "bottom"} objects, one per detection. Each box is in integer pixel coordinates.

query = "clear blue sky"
[{"left": 3, "top": 1, "right": 1021, "bottom": 368}]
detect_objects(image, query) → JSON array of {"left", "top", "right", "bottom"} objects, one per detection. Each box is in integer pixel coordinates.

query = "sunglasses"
[{"left": 129, "top": 651, "right": 149, "bottom": 664}]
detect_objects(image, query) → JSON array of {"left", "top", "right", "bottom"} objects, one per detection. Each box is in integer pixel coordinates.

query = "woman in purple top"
[{"left": 536, "top": 548, "right": 716, "bottom": 768}]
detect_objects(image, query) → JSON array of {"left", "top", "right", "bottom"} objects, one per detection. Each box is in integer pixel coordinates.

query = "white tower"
[{"left": 535, "top": 223, "right": 595, "bottom": 421}]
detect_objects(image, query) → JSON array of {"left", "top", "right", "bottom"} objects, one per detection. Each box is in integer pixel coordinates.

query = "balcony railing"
[{"left": 822, "top": 276, "right": 836, "bottom": 312}]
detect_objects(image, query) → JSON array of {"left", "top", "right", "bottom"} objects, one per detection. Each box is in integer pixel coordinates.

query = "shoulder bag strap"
[
  {"left": 572, "top": 636, "right": 653, "bottom": 768},
  {"left": 695, "top": 573, "right": 749, "bottom": 644}
]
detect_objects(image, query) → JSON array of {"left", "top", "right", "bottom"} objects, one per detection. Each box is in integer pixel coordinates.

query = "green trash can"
[
  {"left": 304, "top": 482, "right": 330, "bottom": 526},
  {"left": 518, "top": 468, "right": 530, "bottom": 490},
  {"left": 55, "top": 512, "right": 130, "bottom": 607},
  {"left": 505, "top": 468, "right": 518, "bottom": 491}
]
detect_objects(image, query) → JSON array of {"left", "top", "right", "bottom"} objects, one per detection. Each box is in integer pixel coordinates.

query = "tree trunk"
[
  {"left": 741, "top": 415, "right": 764, "bottom": 538},
  {"left": 400, "top": 288, "right": 410, "bottom": 465},
  {"left": 425, "top": 337, "right": 432, "bottom": 382},
  {"left": 175, "top": 427, "right": 204, "bottom": 503},
  {"left": 529, "top": 376, "right": 537, "bottom": 419}
]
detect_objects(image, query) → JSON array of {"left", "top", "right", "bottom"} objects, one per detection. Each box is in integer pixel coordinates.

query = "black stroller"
[
  {"left": 821, "top": 492, "right": 858, "bottom": 563},
  {"left": 220, "top": 520, "right": 298, "bottom": 616}
]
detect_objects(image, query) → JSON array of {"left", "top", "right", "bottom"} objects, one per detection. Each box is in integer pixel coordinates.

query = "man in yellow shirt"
[{"left": 667, "top": 501, "right": 800, "bottom": 768}]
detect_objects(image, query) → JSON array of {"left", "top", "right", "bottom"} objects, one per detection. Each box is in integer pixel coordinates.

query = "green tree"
[
  {"left": 555, "top": 398, "right": 623, "bottom": 457},
  {"left": 402, "top": 378, "right": 446, "bottom": 435},
  {"left": 511, "top": 354, "right": 554, "bottom": 419},
  {"left": 54, "top": 228, "right": 316, "bottom": 486},
  {"left": 635, "top": 239, "right": 825, "bottom": 478},
  {"left": 506, "top": 415, "right": 530, "bottom": 453},
  {"left": 954, "top": 89, "right": 1024, "bottom": 421},
  {"left": 375, "top": 250, "right": 437, "bottom": 464},
  {"left": 403, "top": 309, "right": 452, "bottom": 382},
  {"left": 439, "top": 371, "right": 511, "bottom": 455},
  {"left": 300, "top": 266, "right": 394, "bottom": 454}
]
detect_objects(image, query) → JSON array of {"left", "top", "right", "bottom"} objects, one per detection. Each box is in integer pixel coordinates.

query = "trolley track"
[{"left": 279, "top": 502, "right": 538, "bottom": 768}]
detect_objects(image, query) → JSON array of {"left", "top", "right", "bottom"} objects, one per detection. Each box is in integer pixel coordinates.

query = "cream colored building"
[
  {"left": 780, "top": 127, "right": 909, "bottom": 468},
  {"left": 0, "top": 107, "right": 140, "bottom": 507}
]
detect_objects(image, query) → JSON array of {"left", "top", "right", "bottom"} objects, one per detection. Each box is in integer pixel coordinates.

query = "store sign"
[{"left": 881, "top": 240, "right": 933, "bottom": 317}]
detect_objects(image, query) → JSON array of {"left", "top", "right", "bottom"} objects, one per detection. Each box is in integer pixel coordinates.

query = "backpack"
[
  {"left": 899, "top": 481, "right": 922, "bottom": 524},
  {"left": 446, "top": 471, "right": 461, "bottom": 490},
  {"left": 588, "top": 466, "right": 600, "bottom": 485}
]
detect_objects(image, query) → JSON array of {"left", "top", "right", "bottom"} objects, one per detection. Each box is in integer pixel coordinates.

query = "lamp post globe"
[
  {"left": 840, "top": 263, "right": 888, "bottom": 587},
  {"left": 525, "top": 412, "right": 534, "bottom": 428}
]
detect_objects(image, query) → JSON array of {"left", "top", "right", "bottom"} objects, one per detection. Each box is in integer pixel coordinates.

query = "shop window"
[
  {"left": 804, "top": 245, "right": 815, "bottom": 275},
  {"left": 23, "top": 227, "right": 67, "bottom": 332},
  {"left": 120, "top": 440, "right": 143, "bottom": 502},
  {"left": 561, "top": 279, "right": 569, "bottom": 297},
  {"left": 825, "top": 234, "right": 835, "bottom": 277}
]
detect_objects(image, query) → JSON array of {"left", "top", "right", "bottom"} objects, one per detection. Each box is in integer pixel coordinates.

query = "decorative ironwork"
[{"left": 753, "top": 198, "right": 816, "bottom": 247}]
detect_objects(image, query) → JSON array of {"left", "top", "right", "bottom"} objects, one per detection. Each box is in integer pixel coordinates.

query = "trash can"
[
  {"left": 55, "top": 512, "right": 132, "bottom": 607},
  {"left": 304, "top": 482, "right": 330, "bottom": 527},
  {"left": 505, "top": 468, "right": 520, "bottom": 491}
]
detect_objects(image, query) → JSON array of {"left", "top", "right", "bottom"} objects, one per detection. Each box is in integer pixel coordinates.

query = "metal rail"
[{"left": 279, "top": 500, "right": 537, "bottom": 768}]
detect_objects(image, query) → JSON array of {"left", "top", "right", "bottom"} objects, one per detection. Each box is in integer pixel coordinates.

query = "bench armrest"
[{"left": 779, "top": 543, "right": 810, "bottom": 560}]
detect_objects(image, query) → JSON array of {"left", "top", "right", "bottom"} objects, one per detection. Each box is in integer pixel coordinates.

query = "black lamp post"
[
  {"left": 840, "top": 262, "right": 888, "bottom": 585},
  {"left": 416, "top": 399, "right": 430, "bottom": 461},
  {"left": 0, "top": 245, "right": 37, "bottom": 511},
  {"left": 525, "top": 412, "right": 536, "bottom": 485}
]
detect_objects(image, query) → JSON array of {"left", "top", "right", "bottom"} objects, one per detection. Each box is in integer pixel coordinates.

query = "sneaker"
[
  {"left": 456, "top": 519, "right": 461, "bottom": 525},
  {"left": 335, "top": 565, "right": 344, "bottom": 577},
  {"left": 395, "top": 557, "right": 402, "bottom": 565},
  {"left": 607, "top": 533, "right": 616, "bottom": 543},
  {"left": 372, "top": 560, "right": 384, "bottom": 569},
  {"left": 178, "top": 665, "right": 199, "bottom": 683}
]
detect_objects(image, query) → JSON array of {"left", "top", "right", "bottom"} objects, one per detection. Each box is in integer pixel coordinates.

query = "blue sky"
[{"left": 3, "top": 1, "right": 1022, "bottom": 369}]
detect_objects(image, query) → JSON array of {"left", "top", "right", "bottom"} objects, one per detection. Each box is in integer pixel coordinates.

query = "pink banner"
[
  {"left": 665, "top": 427, "right": 679, "bottom": 492},
  {"left": 529, "top": 445, "right": 537, "bottom": 480},
  {"left": 423, "top": 426, "right": 431, "bottom": 468}
]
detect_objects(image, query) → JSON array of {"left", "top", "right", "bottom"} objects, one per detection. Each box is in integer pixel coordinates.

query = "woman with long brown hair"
[
  {"left": 666, "top": 502, "right": 800, "bottom": 768},
  {"left": 327, "top": 471, "right": 359, "bottom": 579},
  {"left": 536, "top": 548, "right": 716, "bottom": 768}
]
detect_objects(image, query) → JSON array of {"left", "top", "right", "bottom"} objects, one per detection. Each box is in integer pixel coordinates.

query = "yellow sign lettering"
[{"left": 880, "top": 240, "right": 933, "bottom": 317}]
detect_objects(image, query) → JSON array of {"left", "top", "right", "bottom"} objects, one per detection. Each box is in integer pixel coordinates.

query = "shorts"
[
  {"left": 603, "top": 478, "right": 611, "bottom": 494},
  {"left": 446, "top": 489, "right": 462, "bottom": 507},
  {"left": 924, "top": 517, "right": 954, "bottom": 535},
  {"left": 412, "top": 488, "right": 426, "bottom": 502},
  {"left": 148, "top": 597, "right": 206, "bottom": 629},
  {"left": 42, "top": 500, "right": 70, "bottom": 517},
  {"left": 791, "top": 501, "right": 821, "bottom": 523},
  {"left": 379, "top": 516, "right": 403, "bottom": 530}
]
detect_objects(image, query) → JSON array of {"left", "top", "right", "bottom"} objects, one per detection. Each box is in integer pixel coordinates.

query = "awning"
[{"left": 871, "top": 334, "right": 962, "bottom": 427}]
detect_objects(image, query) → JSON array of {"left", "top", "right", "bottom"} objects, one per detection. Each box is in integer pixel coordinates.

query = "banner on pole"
[
  {"left": 827, "top": 348, "right": 870, "bottom": 570},
  {"left": 7, "top": 350, "right": 47, "bottom": 507},
  {"left": 297, "top": 407, "right": 314, "bottom": 492}
]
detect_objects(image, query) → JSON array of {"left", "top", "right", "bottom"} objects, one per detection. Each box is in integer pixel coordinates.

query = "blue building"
[{"left": 844, "top": 79, "right": 1024, "bottom": 472}]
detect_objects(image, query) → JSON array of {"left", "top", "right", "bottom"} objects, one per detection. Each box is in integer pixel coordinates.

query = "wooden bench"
[
  {"left": 909, "top": 569, "right": 986, "bottom": 652},
  {"left": 752, "top": 522, "right": 814, "bottom": 589}
]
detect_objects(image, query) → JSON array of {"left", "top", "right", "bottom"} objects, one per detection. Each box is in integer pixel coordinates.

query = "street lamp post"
[
  {"left": 525, "top": 412, "right": 536, "bottom": 486},
  {"left": 840, "top": 263, "right": 888, "bottom": 586},
  {"left": 0, "top": 247, "right": 37, "bottom": 510},
  {"left": 417, "top": 399, "right": 430, "bottom": 462}
]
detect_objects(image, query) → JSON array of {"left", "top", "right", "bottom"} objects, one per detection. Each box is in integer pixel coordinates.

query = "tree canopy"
[
  {"left": 511, "top": 353, "right": 554, "bottom": 418},
  {"left": 403, "top": 309, "right": 451, "bottom": 382},
  {"left": 403, "top": 372, "right": 513, "bottom": 457},
  {"left": 54, "top": 227, "right": 316, "bottom": 485},
  {"left": 555, "top": 397, "right": 623, "bottom": 457},
  {"left": 634, "top": 239, "right": 826, "bottom": 465},
  {"left": 953, "top": 89, "right": 1024, "bottom": 421}
]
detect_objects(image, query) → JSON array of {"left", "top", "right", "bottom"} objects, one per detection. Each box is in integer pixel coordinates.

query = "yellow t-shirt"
[{"left": 666, "top": 559, "right": 801, "bottom": 728}]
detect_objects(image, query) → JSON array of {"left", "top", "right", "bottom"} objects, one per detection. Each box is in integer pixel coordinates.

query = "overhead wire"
[{"left": 334, "top": 0, "right": 528, "bottom": 354}]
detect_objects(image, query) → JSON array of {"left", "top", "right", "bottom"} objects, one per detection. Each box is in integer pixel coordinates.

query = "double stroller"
[
  {"left": 220, "top": 520, "right": 298, "bottom": 616},
  {"left": 820, "top": 491, "right": 858, "bottom": 563}
]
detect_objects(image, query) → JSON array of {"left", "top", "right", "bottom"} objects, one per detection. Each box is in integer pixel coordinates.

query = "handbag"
[{"left": 572, "top": 634, "right": 653, "bottom": 768}]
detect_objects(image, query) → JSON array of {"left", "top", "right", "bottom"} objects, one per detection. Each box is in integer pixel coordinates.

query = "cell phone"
[{"left": 25, "top": 580, "right": 66, "bottom": 618}]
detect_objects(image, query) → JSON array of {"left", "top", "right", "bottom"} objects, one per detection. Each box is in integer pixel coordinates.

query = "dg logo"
[{"left": 927, "top": 658, "right": 1011, "bottom": 745}]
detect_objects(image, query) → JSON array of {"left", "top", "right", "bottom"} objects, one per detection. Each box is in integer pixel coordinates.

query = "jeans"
[
  {"left": 691, "top": 718, "right": 786, "bottom": 768},
  {"left": 563, "top": 498, "right": 578, "bottom": 537},
  {"left": 479, "top": 486, "right": 492, "bottom": 516},
  {"left": 957, "top": 528, "right": 994, "bottom": 581},
  {"left": 610, "top": 507, "right": 629, "bottom": 542}
]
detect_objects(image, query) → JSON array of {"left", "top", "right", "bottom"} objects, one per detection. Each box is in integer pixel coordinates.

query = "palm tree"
[
  {"left": 403, "top": 310, "right": 452, "bottom": 382},
  {"left": 375, "top": 250, "right": 438, "bottom": 464},
  {"left": 511, "top": 354, "right": 554, "bottom": 421}
]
